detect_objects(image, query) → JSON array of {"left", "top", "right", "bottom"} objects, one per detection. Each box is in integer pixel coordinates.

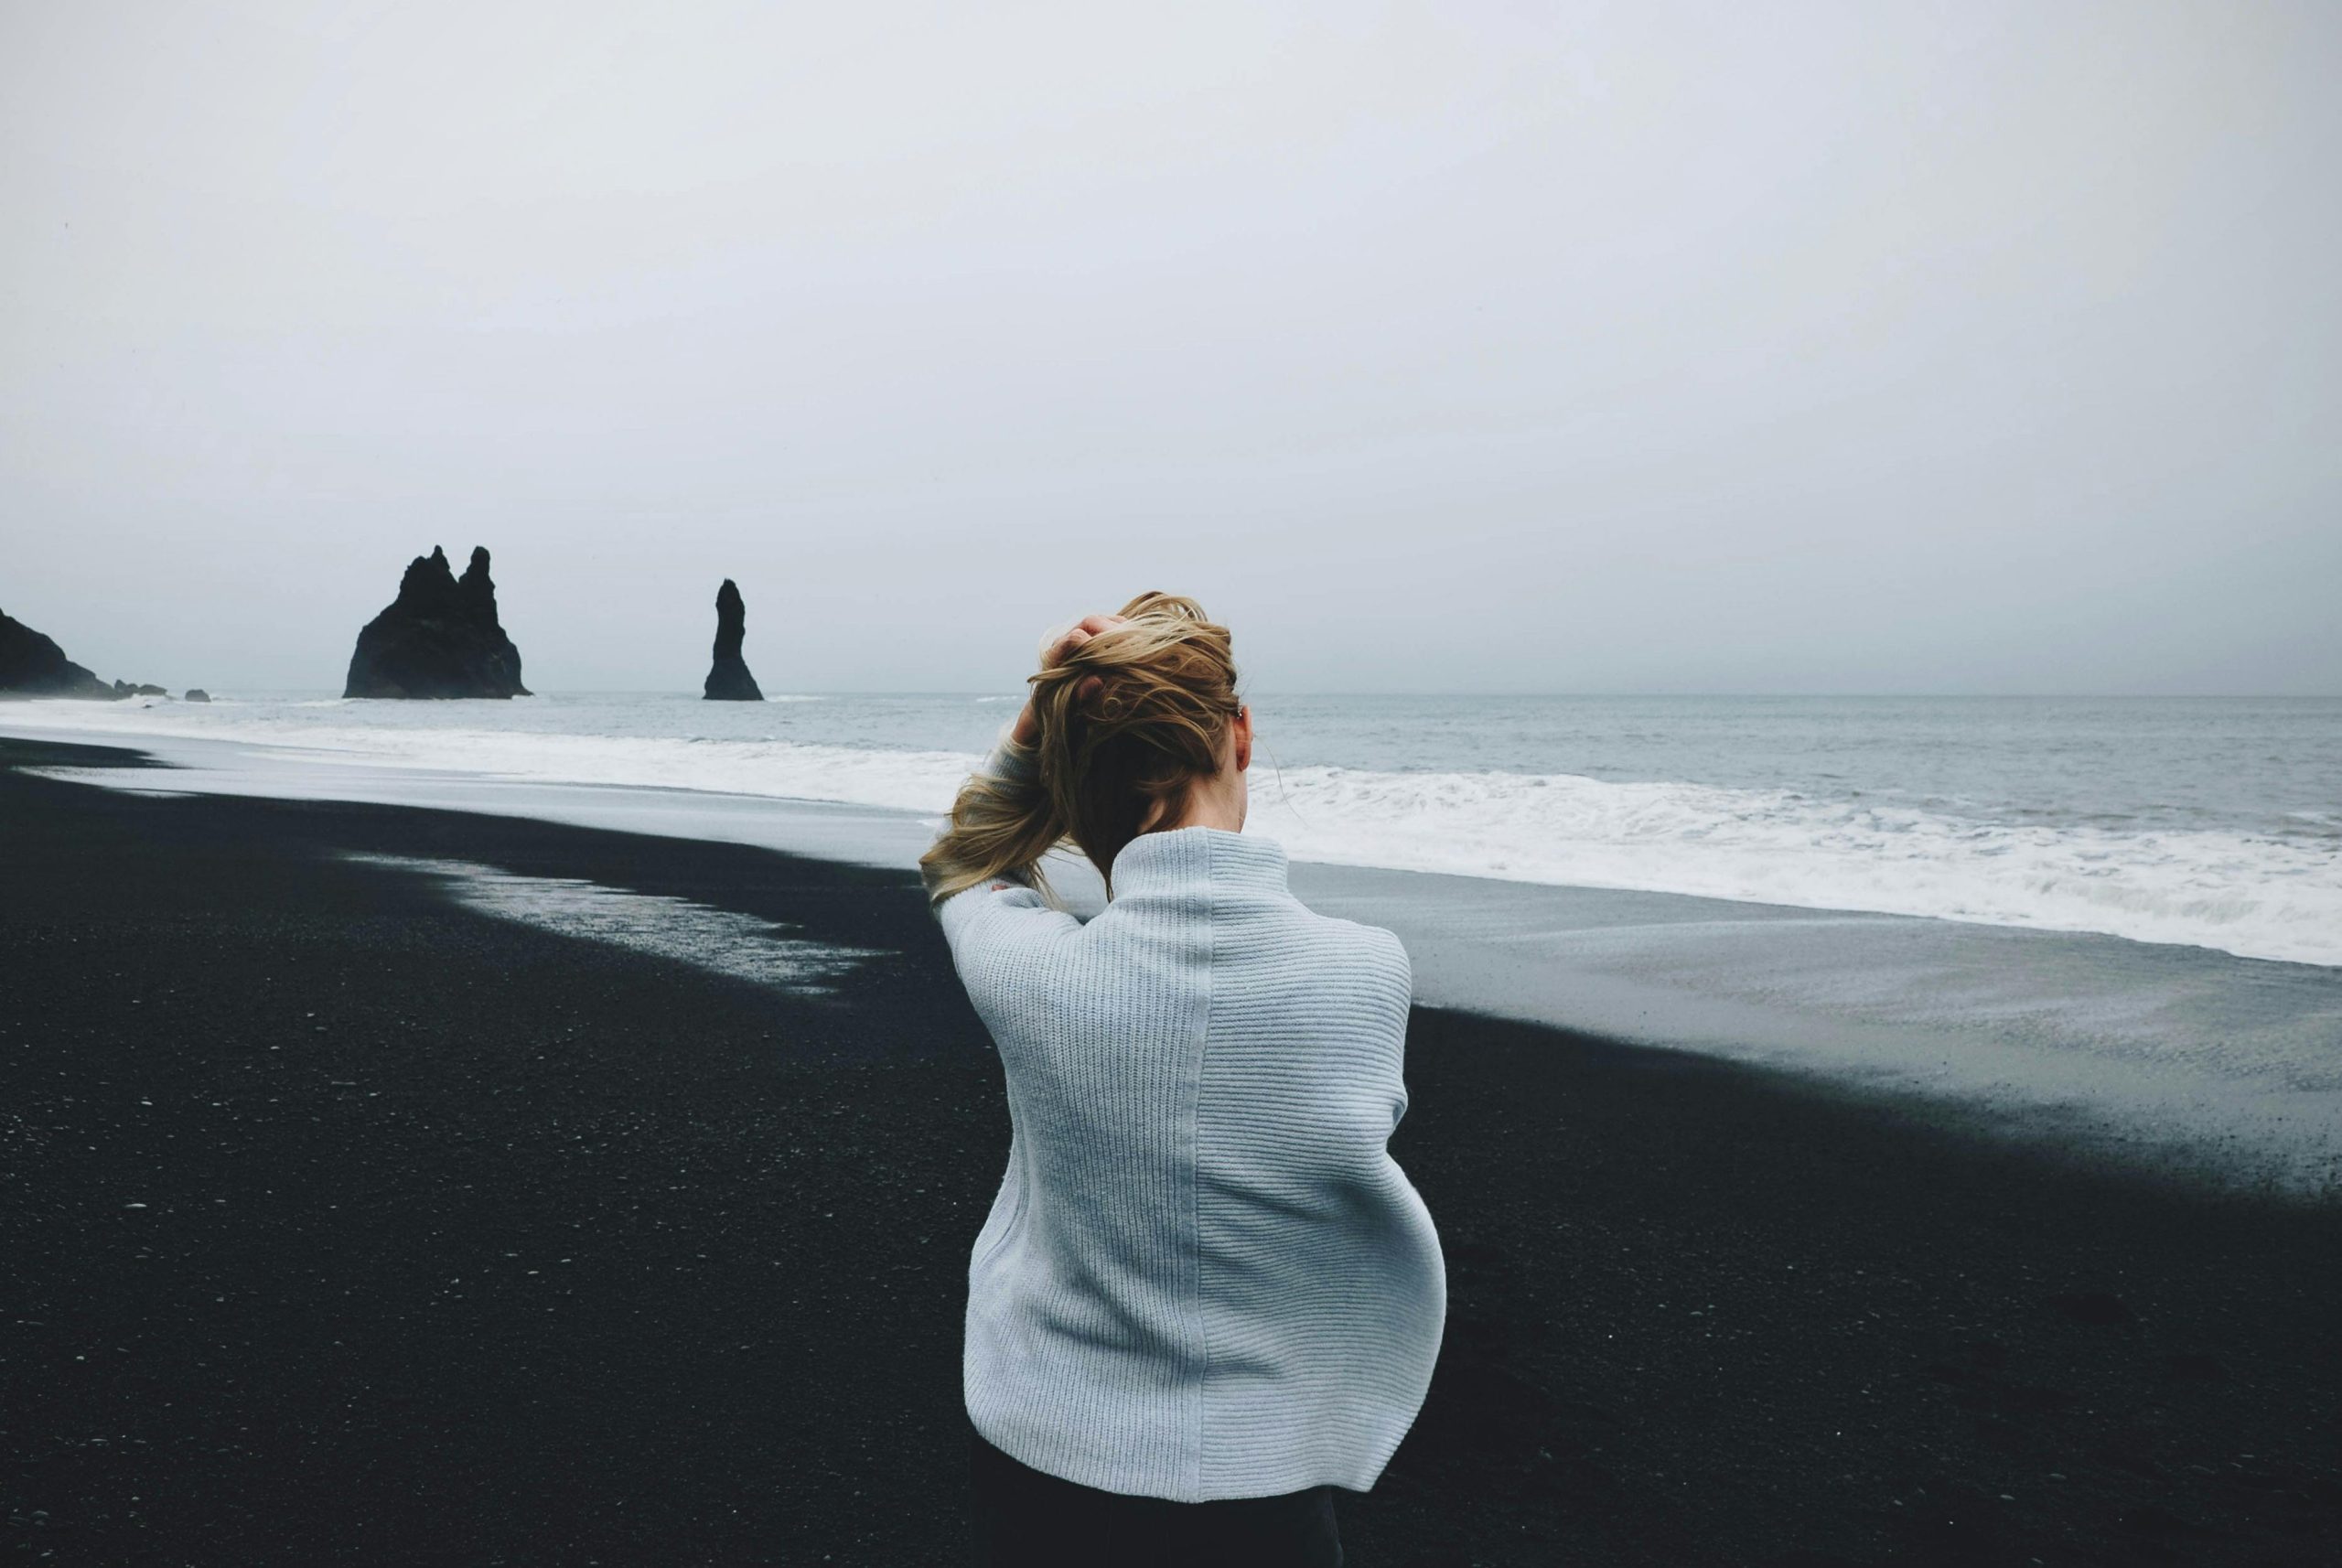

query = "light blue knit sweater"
[{"left": 927, "top": 739, "right": 1446, "bottom": 1501}]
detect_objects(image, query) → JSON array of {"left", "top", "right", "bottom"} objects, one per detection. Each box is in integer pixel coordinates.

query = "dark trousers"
[{"left": 968, "top": 1422, "right": 1344, "bottom": 1567}]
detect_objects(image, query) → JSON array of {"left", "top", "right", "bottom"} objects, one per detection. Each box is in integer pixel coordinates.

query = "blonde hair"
[{"left": 921, "top": 591, "right": 1241, "bottom": 903}]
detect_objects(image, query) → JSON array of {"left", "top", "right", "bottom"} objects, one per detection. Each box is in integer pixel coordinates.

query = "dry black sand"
[{"left": 4, "top": 737, "right": 2337, "bottom": 1566}]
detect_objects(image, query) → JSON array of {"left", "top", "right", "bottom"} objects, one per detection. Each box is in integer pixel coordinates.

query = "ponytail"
[
  {"left": 920, "top": 591, "right": 1240, "bottom": 904},
  {"left": 918, "top": 735, "right": 1066, "bottom": 905}
]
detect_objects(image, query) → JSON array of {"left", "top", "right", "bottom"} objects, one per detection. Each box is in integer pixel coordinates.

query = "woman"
[{"left": 921, "top": 593, "right": 1446, "bottom": 1566}]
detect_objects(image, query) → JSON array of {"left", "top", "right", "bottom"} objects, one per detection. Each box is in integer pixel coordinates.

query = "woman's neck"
[{"left": 1166, "top": 778, "right": 1246, "bottom": 834}]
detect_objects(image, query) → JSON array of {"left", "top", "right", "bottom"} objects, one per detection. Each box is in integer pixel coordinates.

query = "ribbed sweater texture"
[{"left": 927, "top": 737, "right": 1447, "bottom": 1501}]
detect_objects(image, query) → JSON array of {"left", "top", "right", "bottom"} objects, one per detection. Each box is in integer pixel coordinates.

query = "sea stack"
[
  {"left": 0, "top": 608, "right": 117, "bottom": 699},
  {"left": 703, "top": 578, "right": 765, "bottom": 702},
  {"left": 343, "top": 546, "right": 530, "bottom": 699}
]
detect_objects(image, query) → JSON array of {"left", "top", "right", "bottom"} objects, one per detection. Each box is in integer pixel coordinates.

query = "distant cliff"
[
  {"left": 343, "top": 546, "right": 530, "bottom": 699},
  {"left": 0, "top": 608, "right": 113, "bottom": 698},
  {"left": 703, "top": 578, "right": 765, "bottom": 702}
]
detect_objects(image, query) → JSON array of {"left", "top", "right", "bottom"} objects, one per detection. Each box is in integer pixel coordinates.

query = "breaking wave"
[{"left": 7, "top": 697, "right": 2337, "bottom": 966}]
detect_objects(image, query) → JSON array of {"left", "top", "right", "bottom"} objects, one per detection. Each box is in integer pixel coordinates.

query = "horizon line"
[{"left": 57, "top": 687, "right": 2342, "bottom": 703}]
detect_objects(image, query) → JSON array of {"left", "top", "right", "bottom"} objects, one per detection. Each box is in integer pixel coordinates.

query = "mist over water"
[{"left": 11, "top": 692, "right": 2337, "bottom": 968}]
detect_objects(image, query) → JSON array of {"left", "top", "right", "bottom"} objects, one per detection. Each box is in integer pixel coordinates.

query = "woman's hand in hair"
[{"left": 1012, "top": 614, "right": 1126, "bottom": 746}]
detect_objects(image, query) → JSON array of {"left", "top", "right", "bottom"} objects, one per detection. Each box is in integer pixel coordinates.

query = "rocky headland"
[
  {"left": 344, "top": 546, "right": 529, "bottom": 699},
  {"left": 0, "top": 608, "right": 177, "bottom": 700},
  {"left": 703, "top": 578, "right": 764, "bottom": 702},
  {"left": 1, "top": 609, "right": 112, "bottom": 698}
]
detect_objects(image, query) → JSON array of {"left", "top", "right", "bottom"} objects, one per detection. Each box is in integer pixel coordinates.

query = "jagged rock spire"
[
  {"left": 344, "top": 544, "right": 530, "bottom": 699},
  {"left": 704, "top": 578, "right": 765, "bottom": 701}
]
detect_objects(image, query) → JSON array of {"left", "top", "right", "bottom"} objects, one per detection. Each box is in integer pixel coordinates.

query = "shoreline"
[
  {"left": 13, "top": 723, "right": 2341, "bottom": 1197},
  {"left": 4, "top": 739, "right": 2337, "bottom": 1563},
  {"left": 5, "top": 694, "right": 2337, "bottom": 969}
]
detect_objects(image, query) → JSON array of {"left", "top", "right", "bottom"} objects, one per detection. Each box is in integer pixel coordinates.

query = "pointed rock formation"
[
  {"left": 343, "top": 546, "right": 530, "bottom": 699},
  {"left": 0, "top": 607, "right": 115, "bottom": 698},
  {"left": 703, "top": 578, "right": 765, "bottom": 701}
]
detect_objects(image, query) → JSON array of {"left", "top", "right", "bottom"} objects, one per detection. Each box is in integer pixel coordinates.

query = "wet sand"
[{"left": 4, "top": 737, "right": 2337, "bottom": 1565}]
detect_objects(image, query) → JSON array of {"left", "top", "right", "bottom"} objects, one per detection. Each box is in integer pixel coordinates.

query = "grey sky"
[{"left": 4, "top": 2, "right": 2337, "bottom": 694}]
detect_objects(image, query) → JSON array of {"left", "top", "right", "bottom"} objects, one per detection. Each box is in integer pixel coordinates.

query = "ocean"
[
  {"left": 8, "top": 691, "right": 2338, "bottom": 967},
  {"left": 9, "top": 690, "right": 2340, "bottom": 1192}
]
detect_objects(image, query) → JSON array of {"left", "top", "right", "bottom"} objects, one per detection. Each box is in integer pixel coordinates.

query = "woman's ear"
[{"left": 1232, "top": 704, "right": 1252, "bottom": 772}]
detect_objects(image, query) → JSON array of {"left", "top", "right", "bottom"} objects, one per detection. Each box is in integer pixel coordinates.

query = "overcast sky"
[{"left": 4, "top": 1, "right": 2337, "bottom": 694}]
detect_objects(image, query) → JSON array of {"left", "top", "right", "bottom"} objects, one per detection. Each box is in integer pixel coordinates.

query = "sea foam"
[
  {"left": 1245, "top": 766, "right": 2342, "bottom": 969},
  {"left": 348, "top": 854, "right": 881, "bottom": 993},
  {"left": 7, "top": 696, "right": 2337, "bottom": 968}
]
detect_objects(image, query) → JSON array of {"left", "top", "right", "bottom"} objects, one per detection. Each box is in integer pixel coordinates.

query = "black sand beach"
[{"left": 5, "top": 737, "right": 2337, "bottom": 1566}]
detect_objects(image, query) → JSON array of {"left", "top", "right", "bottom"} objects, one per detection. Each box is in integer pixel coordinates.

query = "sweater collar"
[{"left": 1109, "top": 825, "right": 1290, "bottom": 897}]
